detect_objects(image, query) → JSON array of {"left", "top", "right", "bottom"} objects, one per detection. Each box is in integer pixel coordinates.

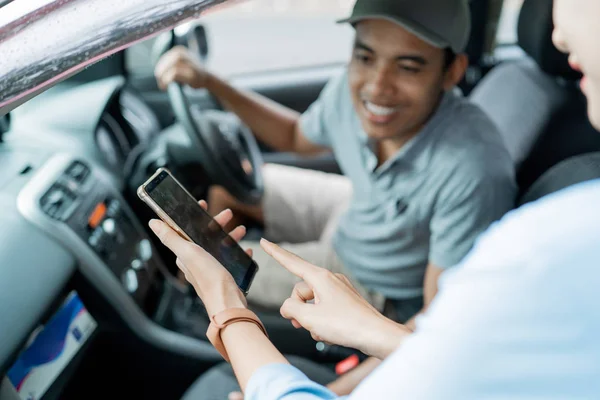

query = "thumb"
[
  {"left": 280, "top": 297, "right": 314, "bottom": 329},
  {"left": 149, "top": 219, "right": 195, "bottom": 262}
]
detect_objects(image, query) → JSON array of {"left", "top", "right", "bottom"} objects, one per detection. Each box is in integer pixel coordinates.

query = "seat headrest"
[{"left": 517, "top": 0, "right": 582, "bottom": 80}]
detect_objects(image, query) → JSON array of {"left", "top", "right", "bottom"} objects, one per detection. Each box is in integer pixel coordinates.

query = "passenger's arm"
[
  {"left": 327, "top": 263, "right": 443, "bottom": 395},
  {"left": 154, "top": 46, "right": 326, "bottom": 155},
  {"left": 236, "top": 260, "right": 441, "bottom": 397}
]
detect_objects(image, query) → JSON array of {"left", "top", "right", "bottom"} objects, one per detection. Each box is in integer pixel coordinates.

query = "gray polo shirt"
[{"left": 300, "top": 71, "right": 516, "bottom": 300}]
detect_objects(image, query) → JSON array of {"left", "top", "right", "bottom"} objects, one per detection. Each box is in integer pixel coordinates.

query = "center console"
[
  {"left": 17, "top": 153, "right": 221, "bottom": 361},
  {"left": 34, "top": 159, "right": 163, "bottom": 312}
]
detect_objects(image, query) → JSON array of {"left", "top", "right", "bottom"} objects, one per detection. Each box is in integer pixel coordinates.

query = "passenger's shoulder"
[
  {"left": 483, "top": 180, "right": 600, "bottom": 249},
  {"left": 511, "top": 180, "right": 600, "bottom": 222}
]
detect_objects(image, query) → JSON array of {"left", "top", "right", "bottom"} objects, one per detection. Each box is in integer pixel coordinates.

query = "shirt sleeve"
[
  {"left": 246, "top": 363, "right": 343, "bottom": 400},
  {"left": 428, "top": 165, "right": 516, "bottom": 269},
  {"left": 298, "top": 71, "right": 348, "bottom": 148}
]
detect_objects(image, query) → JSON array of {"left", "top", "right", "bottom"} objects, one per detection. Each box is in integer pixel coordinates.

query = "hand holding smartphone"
[{"left": 137, "top": 168, "right": 258, "bottom": 295}]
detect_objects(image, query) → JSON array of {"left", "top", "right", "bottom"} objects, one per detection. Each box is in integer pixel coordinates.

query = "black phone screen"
[{"left": 145, "top": 170, "right": 257, "bottom": 293}]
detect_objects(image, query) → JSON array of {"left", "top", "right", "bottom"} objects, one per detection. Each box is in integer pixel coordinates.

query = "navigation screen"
[{"left": 7, "top": 291, "right": 97, "bottom": 400}]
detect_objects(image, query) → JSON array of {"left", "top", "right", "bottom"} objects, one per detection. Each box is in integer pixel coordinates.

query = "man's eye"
[
  {"left": 354, "top": 54, "right": 372, "bottom": 64},
  {"left": 399, "top": 65, "right": 420, "bottom": 73}
]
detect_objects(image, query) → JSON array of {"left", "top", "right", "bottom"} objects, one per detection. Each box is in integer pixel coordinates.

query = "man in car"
[{"left": 155, "top": 0, "right": 515, "bottom": 331}]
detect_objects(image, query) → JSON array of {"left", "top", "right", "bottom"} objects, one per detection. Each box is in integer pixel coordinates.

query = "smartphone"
[{"left": 137, "top": 168, "right": 258, "bottom": 295}]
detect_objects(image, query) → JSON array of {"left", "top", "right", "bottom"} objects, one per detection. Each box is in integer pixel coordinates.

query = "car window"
[
  {"left": 126, "top": 0, "right": 355, "bottom": 78},
  {"left": 495, "top": 0, "right": 524, "bottom": 45}
]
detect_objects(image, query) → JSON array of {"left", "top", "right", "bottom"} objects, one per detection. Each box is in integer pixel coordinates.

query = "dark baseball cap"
[{"left": 337, "top": 0, "right": 471, "bottom": 54}]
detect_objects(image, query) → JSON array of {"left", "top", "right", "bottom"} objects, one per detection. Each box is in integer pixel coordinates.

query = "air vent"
[
  {"left": 39, "top": 161, "right": 91, "bottom": 220},
  {"left": 40, "top": 183, "right": 77, "bottom": 220},
  {"left": 65, "top": 161, "right": 90, "bottom": 184}
]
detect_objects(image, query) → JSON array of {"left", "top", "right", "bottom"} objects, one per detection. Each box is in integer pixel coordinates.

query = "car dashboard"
[{"left": 0, "top": 78, "right": 223, "bottom": 399}]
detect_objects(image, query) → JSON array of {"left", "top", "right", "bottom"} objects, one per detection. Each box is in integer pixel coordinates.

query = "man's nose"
[{"left": 366, "top": 66, "right": 394, "bottom": 98}]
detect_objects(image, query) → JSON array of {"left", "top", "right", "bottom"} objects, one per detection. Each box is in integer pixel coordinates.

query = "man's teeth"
[{"left": 364, "top": 101, "right": 398, "bottom": 117}]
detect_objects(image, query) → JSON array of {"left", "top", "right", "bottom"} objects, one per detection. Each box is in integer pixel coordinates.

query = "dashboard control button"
[
  {"left": 107, "top": 200, "right": 120, "bottom": 217},
  {"left": 131, "top": 259, "right": 143, "bottom": 271},
  {"left": 123, "top": 269, "right": 138, "bottom": 293},
  {"left": 138, "top": 239, "right": 152, "bottom": 261},
  {"left": 102, "top": 218, "right": 116, "bottom": 235},
  {"left": 88, "top": 235, "right": 99, "bottom": 248},
  {"left": 88, "top": 228, "right": 103, "bottom": 248}
]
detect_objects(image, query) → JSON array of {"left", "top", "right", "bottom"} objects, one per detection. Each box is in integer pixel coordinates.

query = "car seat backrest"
[
  {"left": 518, "top": 152, "right": 600, "bottom": 207},
  {"left": 470, "top": 57, "right": 569, "bottom": 167},
  {"left": 470, "top": 0, "right": 600, "bottom": 202},
  {"left": 515, "top": 90, "right": 600, "bottom": 194},
  {"left": 469, "top": 0, "right": 581, "bottom": 169}
]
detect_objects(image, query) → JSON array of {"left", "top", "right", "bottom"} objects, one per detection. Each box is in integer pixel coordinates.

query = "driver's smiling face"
[{"left": 348, "top": 19, "right": 451, "bottom": 143}]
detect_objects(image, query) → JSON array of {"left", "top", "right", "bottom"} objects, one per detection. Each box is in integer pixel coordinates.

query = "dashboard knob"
[
  {"left": 102, "top": 218, "right": 116, "bottom": 235},
  {"left": 131, "top": 259, "right": 143, "bottom": 271}
]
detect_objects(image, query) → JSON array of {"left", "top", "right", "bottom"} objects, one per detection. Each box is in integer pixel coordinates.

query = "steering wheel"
[{"left": 167, "top": 82, "right": 264, "bottom": 205}]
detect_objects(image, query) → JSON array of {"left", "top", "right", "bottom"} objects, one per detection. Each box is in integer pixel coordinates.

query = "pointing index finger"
[{"left": 260, "top": 239, "right": 322, "bottom": 286}]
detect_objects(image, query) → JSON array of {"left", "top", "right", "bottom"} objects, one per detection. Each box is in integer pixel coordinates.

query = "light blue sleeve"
[
  {"left": 246, "top": 363, "right": 343, "bottom": 400},
  {"left": 298, "top": 71, "right": 348, "bottom": 148}
]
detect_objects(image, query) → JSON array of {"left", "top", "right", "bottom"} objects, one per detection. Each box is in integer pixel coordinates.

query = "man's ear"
[{"left": 443, "top": 53, "right": 469, "bottom": 90}]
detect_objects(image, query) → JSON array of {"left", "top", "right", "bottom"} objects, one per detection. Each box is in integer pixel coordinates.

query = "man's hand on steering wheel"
[
  {"left": 152, "top": 44, "right": 264, "bottom": 205},
  {"left": 155, "top": 45, "right": 211, "bottom": 90}
]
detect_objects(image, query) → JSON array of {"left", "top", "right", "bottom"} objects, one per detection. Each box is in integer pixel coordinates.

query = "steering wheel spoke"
[{"left": 168, "top": 83, "right": 264, "bottom": 205}]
